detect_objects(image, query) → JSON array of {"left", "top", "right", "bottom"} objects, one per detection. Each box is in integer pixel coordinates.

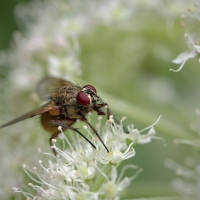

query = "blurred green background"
[
  {"left": 0, "top": 1, "right": 28, "bottom": 49},
  {"left": 1, "top": 1, "right": 200, "bottom": 199}
]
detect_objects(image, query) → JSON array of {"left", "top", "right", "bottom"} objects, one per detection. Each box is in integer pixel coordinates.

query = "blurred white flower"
[
  {"left": 47, "top": 53, "right": 81, "bottom": 79},
  {"left": 171, "top": 50, "right": 197, "bottom": 72},
  {"left": 98, "top": 0, "right": 133, "bottom": 24},
  {"left": 171, "top": 4, "right": 200, "bottom": 72},
  {"left": 165, "top": 158, "right": 200, "bottom": 200}
]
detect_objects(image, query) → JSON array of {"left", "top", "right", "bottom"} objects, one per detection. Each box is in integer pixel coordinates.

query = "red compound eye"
[
  {"left": 77, "top": 91, "right": 90, "bottom": 106},
  {"left": 84, "top": 85, "right": 97, "bottom": 93}
]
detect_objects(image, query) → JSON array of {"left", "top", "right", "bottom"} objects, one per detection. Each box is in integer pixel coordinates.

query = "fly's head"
[{"left": 77, "top": 85, "right": 100, "bottom": 108}]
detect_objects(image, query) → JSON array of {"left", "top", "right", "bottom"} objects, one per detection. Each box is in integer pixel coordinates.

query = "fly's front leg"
[
  {"left": 94, "top": 103, "right": 111, "bottom": 120},
  {"left": 95, "top": 103, "right": 129, "bottom": 133}
]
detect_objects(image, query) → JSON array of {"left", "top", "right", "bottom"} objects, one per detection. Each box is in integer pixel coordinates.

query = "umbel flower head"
[{"left": 12, "top": 115, "right": 161, "bottom": 200}]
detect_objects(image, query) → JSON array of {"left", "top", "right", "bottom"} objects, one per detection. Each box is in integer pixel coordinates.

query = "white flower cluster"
[{"left": 13, "top": 116, "right": 160, "bottom": 200}]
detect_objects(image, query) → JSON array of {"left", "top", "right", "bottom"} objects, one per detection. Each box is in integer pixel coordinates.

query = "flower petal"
[
  {"left": 111, "top": 166, "right": 118, "bottom": 182},
  {"left": 118, "top": 177, "right": 131, "bottom": 191},
  {"left": 123, "top": 149, "right": 135, "bottom": 160}
]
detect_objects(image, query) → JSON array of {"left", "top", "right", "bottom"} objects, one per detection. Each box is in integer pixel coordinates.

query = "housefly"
[{"left": 0, "top": 77, "right": 112, "bottom": 154}]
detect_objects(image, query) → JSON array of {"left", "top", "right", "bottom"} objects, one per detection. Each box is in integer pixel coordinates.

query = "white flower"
[
  {"left": 47, "top": 54, "right": 80, "bottom": 79},
  {"left": 170, "top": 5, "right": 200, "bottom": 72},
  {"left": 76, "top": 162, "right": 95, "bottom": 179},
  {"left": 48, "top": 161, "right": 78, "bottom": 184},
  {"left": 98, "top": 140, "right": 135, "bottom": 164},
  {"left": 100, "top": 166, "right": 141, "bottom": 200},
  {"left": 171, "top": 50, "right": 197, "bottom": 72},
  {"left": 137, "top": 127, "right": 156, "bottom": 144},
  {"left": 98, "top": 0, "right": 133, "bottom": 24},
  {"left": 71, "top": 144, "right": 96, "bottom": 163}
]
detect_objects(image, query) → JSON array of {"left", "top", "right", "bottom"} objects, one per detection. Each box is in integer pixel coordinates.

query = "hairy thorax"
[{"left": 50, "top": 85, "right": 93, "bottom": 119}]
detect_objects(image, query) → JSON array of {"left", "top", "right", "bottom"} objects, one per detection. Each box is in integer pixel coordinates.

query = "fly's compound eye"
[
  {"left": 77, "top": 91, "right": 91, "bottom": 106},
  {"left": 84, "top": 85, "right": 97, "bottom": 93}
]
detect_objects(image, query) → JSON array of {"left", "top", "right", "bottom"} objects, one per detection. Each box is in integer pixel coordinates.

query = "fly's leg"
[
  {"left": 49, "top": 131, "right": 61, "bottom": 155},
  {"left": 80, "top": 114, "right": 109, "bottom": 153},
  {"left": 95, "top": 103, "right": 129, "bottom": 133},
  {"left": 50, "top": 119, "right": 96, "bottom": 152},
  {"left": 94, "top": 103, "right": 111, "bottom": 120}
]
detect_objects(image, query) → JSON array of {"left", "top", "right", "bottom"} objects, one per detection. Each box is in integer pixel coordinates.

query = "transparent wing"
[
  {"left": 36, "top": 77, "right": 74, "bottom": 100},
  {"left": 0, "top": 102, "right": 60, "bottom": 128}
]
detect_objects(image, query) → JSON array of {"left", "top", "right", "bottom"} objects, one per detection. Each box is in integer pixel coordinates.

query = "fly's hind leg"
[
  {"left": 80, "top": 114, "right": 109, "bottom": 153},
  {"left": 50, "top": 119, "right": 96, "bottom": 152},
  {"left": 49, "top": 131, "right": 61, "bottom": 155}
]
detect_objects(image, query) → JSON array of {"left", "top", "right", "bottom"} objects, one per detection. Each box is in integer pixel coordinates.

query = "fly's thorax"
[
  {"left": 51, "top": 85, "right": 81, "bottom": 106},
  {"left": 50, "top": 83, "right": 100, "bottom": 119}
]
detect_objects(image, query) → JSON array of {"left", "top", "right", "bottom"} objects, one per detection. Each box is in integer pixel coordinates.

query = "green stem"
[{"left": 92, "top": 164, "right": 112, "bottom": 192}]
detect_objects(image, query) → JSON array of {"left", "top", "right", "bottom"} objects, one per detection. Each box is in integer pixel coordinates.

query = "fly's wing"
[
  {"left": 0, "top": 102, "right": 61, "bottom": 128},
  {"left": 36, "top": 77, "right": 76, "bottom": 100}
]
